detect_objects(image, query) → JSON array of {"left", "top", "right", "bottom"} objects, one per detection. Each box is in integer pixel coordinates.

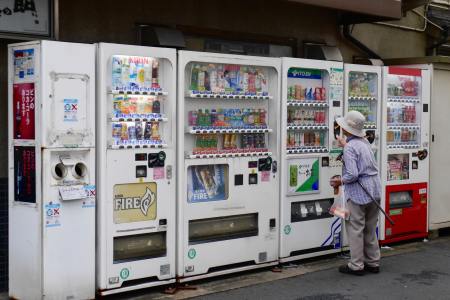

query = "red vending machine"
[{"left": 380, "top": 67, "right": 430, "bottom": 244}]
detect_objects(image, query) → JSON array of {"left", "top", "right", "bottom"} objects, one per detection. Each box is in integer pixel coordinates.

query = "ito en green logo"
[
  {"left": 188, "top": 248, "right": 196, "bottom": 259},
  {"left": 284, "top": 225, "right": 291, "bottom": 235},
  {"left": 120, "top": 268, "right": 130, "bottom": 280}
]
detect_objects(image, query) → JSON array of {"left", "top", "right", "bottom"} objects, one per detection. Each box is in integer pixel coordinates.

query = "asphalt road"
[{"left": 194, "top": 237, "right": 450, "bottom": 300}]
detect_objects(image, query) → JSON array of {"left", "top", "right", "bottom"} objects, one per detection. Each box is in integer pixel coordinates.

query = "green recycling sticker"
[
  {"left": 120, "top": 268, "right": 130, "bottom": 280},
  {"left": 284, "top": 225, "right": 292, "bottom": 235},
  {"left": 188, "top": 248, "right": 196, "bottom": 259}
]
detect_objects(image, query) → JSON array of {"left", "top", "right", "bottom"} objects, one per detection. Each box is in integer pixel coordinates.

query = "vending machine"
[
  {"left": 96, "top": 43, "right": 176, "bottom": 295},
  {"left": 177, "top": 51, "right": 280, "bottom": 281},
  {"left": 380, "top": 66, "right": 430, "bottom": 244},
  {"left": 344, "top": 64, "right": 382, "bottom": 163},
  {"left": 8, "top": 41, "right": 96, "bottom": 299},
  {"left": 279, "top": 58, "right": 344, "bottom": 262}
]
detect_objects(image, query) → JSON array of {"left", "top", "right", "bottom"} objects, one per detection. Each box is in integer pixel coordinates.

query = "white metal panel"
[
  {"left": 177, "top": 51, "right": 280, "bottom": 279},
  {"left": 42, "top": 148, "right": 96, "bottom": 300},
  {"left": 429, "top": 67, "right": 450, "bottom": 229},
  {"left": 279, "top": 57, "right": 344, "bottom": 260},
  {"left": 40, "top": 41, "right": 96, "bottom": 148}
]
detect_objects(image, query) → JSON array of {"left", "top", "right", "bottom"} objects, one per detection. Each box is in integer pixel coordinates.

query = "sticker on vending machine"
[
  {"left": 153, "top": 167, "right": 165, "bottom": 180},
  {"left": 261, "top": 171, "right": 270, "bottom": 182},
  {"left": 45, "top": 202, "right": 61, "bottom": 228},
  {"left": 13, "top": 83, "right": 35, "bottom": 139},
  {"left": 63, "top": 99, "right": 79, "bottom": 122},
  {"left": 13, "top": 49, "right": 35, "bottom": 81}
]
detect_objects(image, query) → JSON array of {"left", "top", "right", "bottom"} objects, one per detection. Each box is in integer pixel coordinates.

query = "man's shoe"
[
  {"left": 364, "top": 264, "right": 380, "bottom": 274},
  {"left": 338, "top": 265, "right": 364, "bottom": 276}
]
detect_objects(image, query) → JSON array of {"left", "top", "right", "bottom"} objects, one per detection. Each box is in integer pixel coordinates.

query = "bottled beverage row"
[
  {"left": 189, "top": 63, "right": 269, "bottom": 95},
  {"left": 188, "top": 108, "right": 267, "bottom": 128},
  {"left": 287, "top": 85, "right": 326, "bottom": 101},
  {"left": 287, "top": 108, "right": 326, "bottom": 126},
  {"left": 112, "top": 121, "right": 162, "bottom": 145},
  {"left": 112, "top": 55, "right": 161, "bottom": 92},
  {"left": 386, "top": 129, "right": 418, "bottom": 144},
  {"left": 113, "top": 95, "right": 162, "bottom": 117},
  {"left": 387, "top": 104, "right": 417, "bottom": 124},
  {"left": 287, "top": 131, "right": 326, "bottom": 148},
  {"left": 387, "top": 77, "right": 419, "bottom": 97},
  {"left": 193, "top": 133, "right": 267, "bottom": 154},
  {"left": 348, "top": 72, "right": 377, "bottom": 98},
  {"left": 348, "top": 102, "right": 376, "bottom": 123}
]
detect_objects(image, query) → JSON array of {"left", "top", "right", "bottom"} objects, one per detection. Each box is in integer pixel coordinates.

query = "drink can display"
[
  {"left": 144, "top": 122, "right": 152, "bottom": 139},
  {"left": 128, "top": 125, "right": 136, "bottom": 141},
  {"left": 112, "top": 123, "right": 122, "bottom": 142},
  {"left": 135, "top": 122, "right": 143, "bottom": 140},
  {"left": 315, "top": 87, "right": 321, "bottom": 101},
  {"left": 315, "top": 132, "right": 320, "bottom": 146},
  {"left": 121, "top": 123, "right": 129, "bottom": 141},
  {"left": 320, "top": 87, "right": 326, "bottom": 101},
  {"left": 295, "top": 85, "right": 302, "bottom": 100},
  {"left": 151, "top": 122, "right": 160, "bottom": 140}
]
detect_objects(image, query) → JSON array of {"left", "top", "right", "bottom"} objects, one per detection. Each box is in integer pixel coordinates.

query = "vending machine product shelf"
[
  {"left": 177, "top": 51, "right": 280, "bottom": 281},
  {"left": 96, "top": 43, "right": 176, "bottom": 295},
  {"left": 9, "top": 41, "right": 96, "bottom": 300},
  {"left": 279, "top": 58, "right": 345, "bottom": 263},
  {"left": 379, "top": 66, "right": 430, "bottom": 244}
]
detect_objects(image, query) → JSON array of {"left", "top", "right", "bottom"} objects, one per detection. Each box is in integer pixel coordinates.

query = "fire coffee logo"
[
  {"left": 114, "top": 187, "right": 155, "bottom": 216},
  {"left": 113, "top": 183, "right": 157, "bottom": 224}
]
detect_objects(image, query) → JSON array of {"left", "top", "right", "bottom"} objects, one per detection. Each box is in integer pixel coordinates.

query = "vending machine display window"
[
  {"left": 187, "top": 164, "right": 229, "bottom": 203},
  {"left": 386, "top": 73, "right": 422, "bottom": 149},
  {"left": 189, "top": 213, "right": 258, "bottom": 245},
  {"left": 348, "top": 71, "right": 378, "bottom": 128},
  {"left": 286, "top": 68, "right": 329, "bottom": 153},
  {"left": 109, "top": 55, "right": 168, "bottom": 149},
  {"left": 387, "top": 153, "right": 409, "bottom": 181},
  {"left": 113, "top": 232, "right": 167, "bottom": 263}
]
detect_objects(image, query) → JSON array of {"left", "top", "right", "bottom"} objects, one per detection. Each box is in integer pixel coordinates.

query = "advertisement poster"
[
  {"left": 287, "top": 157, "right": 320, "bottom": 195},
  {"left": 187, "top": 164, "right": 228, "bottom": 203},
  {"left": 14, "top": 146, "right": 36, "bottom": 203},
  {"left": 13, "top": 82, "right": 35, "bottom": 139},
  {"left": 13, "top": 48, "right": 35, "bottom": 81},
  {"left": 113, "top": 182, "right": 157, "bottom": 224}
]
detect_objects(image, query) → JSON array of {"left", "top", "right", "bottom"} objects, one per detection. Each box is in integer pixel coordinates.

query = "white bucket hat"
[{"left": 336, "top": 110, "right": 366, "bottom": 137}]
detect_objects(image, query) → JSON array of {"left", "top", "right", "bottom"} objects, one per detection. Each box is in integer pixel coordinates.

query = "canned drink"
[
  {"left": 295, "top": 84, "right": 302, "bottom": 100},
  {"left": 289, "top": 132, "right": 295, "bottom": 147},
  {"left": 135, "top": 121, "right": 143, "bottom": 140},
  {"left": 315, "top": 87, "right": 321, "bottom": 101},
  {"left": 321, "top": 87, "right": 326, "bottom": 101},
  {"left": 144, "top": 122, "right": 152, "bottom": 140},
  {"left": 128, "top": 125, "right": 136, "bottom": 141},
  {"left": 112, "top": 123, "right": 122, "bottom": 141},
  {"left": 121, "top": 123, "right": 129, "bottom": 141},
  {"left": 315, "top": 132, "right": 321, "bottom": 146}
]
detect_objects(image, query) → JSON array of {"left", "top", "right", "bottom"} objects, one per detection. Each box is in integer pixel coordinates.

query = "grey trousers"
[{"left": 346, "top": 200, "right": 381, "bottom": 270}]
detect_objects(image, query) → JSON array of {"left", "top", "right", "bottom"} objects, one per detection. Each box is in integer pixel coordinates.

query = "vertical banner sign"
[
  {"left": 287, "top": 157, "right": 320, "bottom": 194},
  {"left": 14, "top": 146, "right": 36, "bottom": 203},
  {"left": 13, "top": 83, "right": 35, "bottom": 139}
]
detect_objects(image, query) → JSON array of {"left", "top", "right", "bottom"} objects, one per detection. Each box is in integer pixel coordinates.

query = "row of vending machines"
[{"left": 8, "top": 41, "right": 430, "bottom": 299}]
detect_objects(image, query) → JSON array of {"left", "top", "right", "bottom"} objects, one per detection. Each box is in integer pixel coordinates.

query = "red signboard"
[
  {"left": 388, "top": 67, "right": 422, "bottom": 77},
  {"left": 13, "top": 83, "right": 35, "bottom": 139}
]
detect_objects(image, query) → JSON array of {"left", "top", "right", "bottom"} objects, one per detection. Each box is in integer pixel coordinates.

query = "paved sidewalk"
[{"left": 115, "top": 235, "right": 450, "bottom": 300}]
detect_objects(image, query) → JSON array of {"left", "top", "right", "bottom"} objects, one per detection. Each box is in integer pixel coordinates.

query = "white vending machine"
[
  {"left": 280, "top": 58, "right": 344, "bottom": 262},
  {"left": 96, "top": 43, "right": 176, "bottom": 295},
  {"left": 177, "top": 51, "right": 280, "bottom": 281},
  {"left": 8, "top": 41, "right": 96, "bottom": 299},
  {"left": 344, "top": 64, "right": 382, "bottom": 164},
  {"left": 379, "top": 66, "right": 430, "bottom": 244}
]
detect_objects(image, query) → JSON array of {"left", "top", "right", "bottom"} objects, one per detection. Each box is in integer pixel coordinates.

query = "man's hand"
[
  {"left": 337, "top": 136, "right": 347, "bottom": 148},
  {"left": 329, "top": 175, "right": 342, "bottom": 188}
]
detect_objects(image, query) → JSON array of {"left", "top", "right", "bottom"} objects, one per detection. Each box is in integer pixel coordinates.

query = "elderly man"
[{"left": 331, "top": 110, "right": 382, "bottom": 276}]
